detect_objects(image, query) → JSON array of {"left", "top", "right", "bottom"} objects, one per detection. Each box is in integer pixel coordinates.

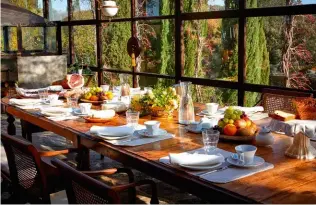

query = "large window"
[{"left": 3, "top": 0, "right": 315, "bottom": 106}]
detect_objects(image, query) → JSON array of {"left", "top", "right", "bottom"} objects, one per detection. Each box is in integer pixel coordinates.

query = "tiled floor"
[{"left": 1, "top": 114, "right": 206, "bottom": 204}]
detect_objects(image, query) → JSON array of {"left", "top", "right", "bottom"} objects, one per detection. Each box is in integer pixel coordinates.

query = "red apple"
[{"left": 234, "top": 119, "right": 247, "bottom": 129}]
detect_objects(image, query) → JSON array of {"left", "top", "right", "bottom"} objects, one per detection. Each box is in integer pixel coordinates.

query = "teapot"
[{"left": 255, "top": 126, "right": 274, "bottom": 146}]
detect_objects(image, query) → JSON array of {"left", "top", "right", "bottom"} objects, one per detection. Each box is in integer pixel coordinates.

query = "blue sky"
[{"left": 49, "top": 0, "right": 316, "bottom": 13}]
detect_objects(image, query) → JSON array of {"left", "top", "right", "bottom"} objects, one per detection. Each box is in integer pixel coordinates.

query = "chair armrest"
[
  {"left": 38, "top": 148, "right": 80, "bottom": 157},
  {"left": 112, "top": 179, "right": 159, "bottom": 204},
  {"left": 81, "top": 168, "right": 118, "bottom": 177},
  {"left": 81, "top": 168, "right": 134, "bottom": 182}
]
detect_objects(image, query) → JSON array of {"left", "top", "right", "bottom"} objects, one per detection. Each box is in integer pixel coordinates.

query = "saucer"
[
  {"left": 137, "top": 129, "right": 168, "bottom": 137},
  {"left": 227, "top": 155, "right": 265, "bottom": 168},
  {"left": 73, "top": 109, "right": 90, "bottom": 116},
  {"left": 179, "top": 162, "right": 222, "bottom": 171},
  {"left": 185, "top": 126, "right": 202, "bottom": 133},
  {"left": 42, "top": 100, "right": 64, "bottom": 106}
]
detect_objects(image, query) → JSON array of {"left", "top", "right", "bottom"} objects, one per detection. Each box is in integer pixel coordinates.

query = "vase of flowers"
[{"left": 130, "top": 86, "right": 179, "bottom": 119}]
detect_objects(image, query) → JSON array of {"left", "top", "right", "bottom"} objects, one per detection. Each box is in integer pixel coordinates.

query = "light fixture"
[{"left": 102, "top": 1, "right": 119, "bottom": 17}]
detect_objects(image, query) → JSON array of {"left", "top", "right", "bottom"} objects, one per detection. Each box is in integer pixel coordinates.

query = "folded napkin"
[
  {"left": 90, "top": 125, "right": 134, "bottom": 137},
  {"left": 169, "top": 153, "right": 225, "bottom": 166},
  {"left": 9, "top": 98, "right": 42, "bottom": 106},
  {"left": 90, "top": 110, "right": 116, "bottom": 118}
]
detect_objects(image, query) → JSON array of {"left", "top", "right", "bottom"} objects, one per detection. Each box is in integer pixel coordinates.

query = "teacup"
[
  {"left": 144, "top": 121, "right": 160, "bottom": 135},
  {"left": 79, "top": 103, "right": 92, "bottom": 114},
  {"left": 48, "top": 94, "right": 59, "bottom": 104},
  {"left": 206, "top": 103, "right": 219, "bottom": 115},
  {"left": 235, "top": 145, "right": 257, "bottom": 165},
  {"left": 101, "top": 84, "right": 110, "bottom": 92}
]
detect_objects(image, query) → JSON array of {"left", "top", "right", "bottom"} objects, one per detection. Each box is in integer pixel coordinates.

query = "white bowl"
[
  {"left": 103, "top": 7, "right": 118, "bottom": 17},
  {"left": 103, "top": 0, "right": 116, "bottom": 6}
]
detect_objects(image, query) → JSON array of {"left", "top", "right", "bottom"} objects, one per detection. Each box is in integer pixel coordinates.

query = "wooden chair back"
[
  {"left": 261, "top": 88, "right": 313, "bottom": 114},
  {"left": 1, "top": 132, "right": 50, "bottom": 203},
  {"left": 52, "top": 158, "right": 121, "bottom": 204}
]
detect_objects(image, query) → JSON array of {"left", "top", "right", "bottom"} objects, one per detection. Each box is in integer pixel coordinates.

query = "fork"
[{"left": 196, "top": 165, "right": 230, "bottom": 177}]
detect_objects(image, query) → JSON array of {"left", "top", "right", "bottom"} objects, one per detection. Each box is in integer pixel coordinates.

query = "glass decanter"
[
  {"left": 119, "top": 74, "right": 130, "bottom": 96},
  {"left": 178, "top": 81, "right": 195, "bottom": 125}
]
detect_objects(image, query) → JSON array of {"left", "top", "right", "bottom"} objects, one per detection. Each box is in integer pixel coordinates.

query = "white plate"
[
  {"left": 179, "top": 162, "right": 222, "bottom": 171},
  {"left": 98, "top": 135, "right": 130, "bottom": 140},
  {"left": 227, "top": 156, "right": 265, "bottom": 168},
  {"left": 40, "top": 107, "right": 71, "bottom": 117},
  {"left": 137, "top": 129, "right": 168, "bottom": 137}
]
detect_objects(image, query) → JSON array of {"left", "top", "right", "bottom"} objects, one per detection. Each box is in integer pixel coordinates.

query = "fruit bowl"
[
  {"left": 80, "top": 98, "right": 104, "bottom": 104},
  {"left": 215, "top": 106, "right": 258, "bottom": 141},
  {"left": 81, "top": 87, "right": 113, "bottom": 104},
  {"left": 220, "top": 130, "right": 259, "bottom": 142}
]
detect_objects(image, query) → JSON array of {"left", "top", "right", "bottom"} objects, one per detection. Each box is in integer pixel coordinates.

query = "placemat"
[
  {"left": 159, "top": 148, "right": 274, "bottom": 184},
  {"left": 90, "top": 125, "right": 174, "bottom": 146}
]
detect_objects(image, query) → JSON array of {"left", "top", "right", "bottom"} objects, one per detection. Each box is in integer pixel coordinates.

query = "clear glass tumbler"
[
  {"left": 66, "top": 97, "right": 79, "bottom": 109},
  {"left": 38, "top": 89, "right": 48, "bottom": 103},
  {"left": 202, "top": 129, "right": 220, "bottom": 154},
  {"left": 126, "top": 110, "right": 140, "bottom": 129}
]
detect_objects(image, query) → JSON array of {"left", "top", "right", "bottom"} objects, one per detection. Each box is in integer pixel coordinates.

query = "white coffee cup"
[
  {"left": 101, "top": 84, "right": 110, "bottom": 92},
  {"left": 206, "top": 103, "right": 219, "bottom": 114},
  {"left": 79, "top": 103, "right": 92, "bottom": 114},
  {"left": 48, "top": 94, "right": 59, "bottom": 104},
  {"left": 235, "top": 145, "right": 257, "bottom": 165},
  {"left": 144, "top": 121, "right": 160, "bottom": 135},
  {"left": 103, "top": 0, "right": 116, "bottom": 6}
]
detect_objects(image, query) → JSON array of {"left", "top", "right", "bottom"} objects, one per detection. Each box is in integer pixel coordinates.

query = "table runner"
[{"left": 159, "top": 148, "right": 274, "bottom": 184}]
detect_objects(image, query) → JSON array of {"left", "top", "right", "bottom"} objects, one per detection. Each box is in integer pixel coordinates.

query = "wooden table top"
[{"left": 2, "top": 98, "right": 316, "bottom": 204}]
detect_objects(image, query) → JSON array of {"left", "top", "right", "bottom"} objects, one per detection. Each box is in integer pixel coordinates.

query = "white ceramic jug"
[{"left": 255, "top": 126, "right": 274, "bottom": 146}]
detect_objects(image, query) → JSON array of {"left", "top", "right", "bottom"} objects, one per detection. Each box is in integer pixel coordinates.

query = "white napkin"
[
  {"left": 90, "top": 110, "right": 116, "bottom": 118},
  {"left": 90, "top": 125, "right": 134, "bottom": 137},
  {"left": 169, "top": 153, "right": 225, "bottom": 166},
  {"left": 9, "top": 98, "right": 42, "bottom": 106}
]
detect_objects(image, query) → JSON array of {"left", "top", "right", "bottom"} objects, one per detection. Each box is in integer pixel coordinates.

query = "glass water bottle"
[{"left": 178, "top": 81, "right": 195, "bottom": 125}]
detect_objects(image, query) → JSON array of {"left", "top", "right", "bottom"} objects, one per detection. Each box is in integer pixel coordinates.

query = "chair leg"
[{"left": 100, "top": 154, "right": 104, "bottom": 159}]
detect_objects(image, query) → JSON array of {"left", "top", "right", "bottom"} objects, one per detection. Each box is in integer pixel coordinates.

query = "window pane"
[
  {"left": 9, "top": 0, "right": 43, "bottom": 16},
  {"left": 136, "top": 19, "right": 175, "bottom": 75},
  {"left": 244, "top": 91, "right": 262, "bottom": 107},
  {"left": 61, "top": 26, "right": 70, "bottom": 63},
  {"left": 72, "top": 0, "right": 95, "bottom": 20},
  {"left": 73, "top": 25, "right": 96, "bottom": 66},
  {"left": 137, "top": 76, "right": 174, "bottom": 87},
  {"left": 136, "top": 0, "right": 174, "bottom": 17},
  {"left": 49, "top": 0, "right": 68, "bottom": 21},
  {"left": 182, "top": 0, "right": 238, "bottom": 12},
  {"left": 102, "top": 0, "right": 131, "bottom": 19},
  {"left": 191, "top": 85, "right": 238, "bottom": 105},
  {"left": 249, "top": 0, "right": 316, "bottom": 8},
  {"left": 183, "top": 19, "right": 238, "bottom": 81},
  {"left": 102, "top": 22, "right": 132, "bottom": 71},
  {"left": 246, "top": 15, "right": 316, "bottom": 91},
  {"left": 9, "top": 27, "right": 18, "bottom": 51},
  {"left": 46, "top": 27, "right": 57, "bottom": 52},
  {"left": 22, "top": 27, "right": 44, "bottom": 50},
  {"left": 103, "top": 72, "right": 133, "bottom": 86}
]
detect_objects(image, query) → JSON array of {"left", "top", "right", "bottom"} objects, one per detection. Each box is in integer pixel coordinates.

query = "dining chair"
[
  {"left": 1, "top": 132, "right": 78, "bottom": 203},
  {"left": 52, "top": 158, "right": 160, "bottom": 204},
  {"left": 258, "top": 88, "right": 313, "bottom": 114}
]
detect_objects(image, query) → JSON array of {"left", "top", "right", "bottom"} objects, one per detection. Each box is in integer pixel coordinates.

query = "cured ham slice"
[{"left": 53, "top": 74, "right": 84, "bottom": 89}]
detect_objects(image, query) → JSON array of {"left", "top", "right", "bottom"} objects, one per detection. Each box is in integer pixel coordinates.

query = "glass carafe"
[
  {"left": 178, "top": 81, "right": 195, "bottom": 125},
  {"left": 119, "top": 74, "right": 130, "bottom": 96}
]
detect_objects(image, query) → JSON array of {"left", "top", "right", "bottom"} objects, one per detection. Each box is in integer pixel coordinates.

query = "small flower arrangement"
[{"left": 131, "top": 86, "right": 180, "bottom": 118}]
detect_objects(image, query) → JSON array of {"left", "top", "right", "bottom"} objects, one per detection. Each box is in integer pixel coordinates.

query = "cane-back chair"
[
  {"left": 1, "top": 132, "right": 75, "bottom": 203},
  {"left": 52, "top": 158, "right": 159, "bottom": 204},
  {"left": 260, "top": 88, "right": 313, "bottom": 114}
]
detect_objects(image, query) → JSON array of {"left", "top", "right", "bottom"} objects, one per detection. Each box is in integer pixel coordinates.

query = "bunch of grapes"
[{"left": 218, "top": 107, "right": 243, "bottom": 128}]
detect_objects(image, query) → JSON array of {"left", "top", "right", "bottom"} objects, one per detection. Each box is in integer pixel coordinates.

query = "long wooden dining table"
[{"left": 2, "top": 97, "right": 316, "bottom": 204}]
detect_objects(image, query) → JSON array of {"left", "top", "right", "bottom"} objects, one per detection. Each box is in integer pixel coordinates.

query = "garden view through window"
[{"left": 2, "top": 0, "right": 315, "bottom": 107}]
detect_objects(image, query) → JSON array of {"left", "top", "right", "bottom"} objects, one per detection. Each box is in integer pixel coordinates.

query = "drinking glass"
[
  {"left": 38, "top": 89, "right": 48, "bottom": 103},
  {"left": 66, "top": 97, "right": 79, "bottom": 109},
  {"left": 126, "top": 110, "right": 139, "bottom": 129},
  {"left": 202, "top": 129, "right": 220, "bottom": 154}
]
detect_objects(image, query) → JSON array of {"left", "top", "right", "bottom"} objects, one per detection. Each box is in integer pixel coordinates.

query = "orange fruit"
[
  {"left": 90, "top": 95, "right": 99, "bottom": 101},
  {"left": 223, "top": 124, "right": 237, "bottom": 136}
]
